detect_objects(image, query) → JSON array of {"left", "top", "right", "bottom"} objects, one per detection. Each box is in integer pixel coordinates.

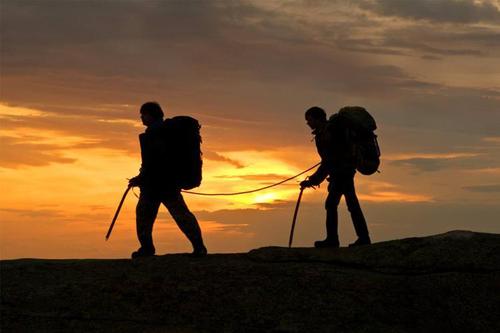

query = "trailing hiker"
[
  {"left": 300, "top": 106, "right": 380, "bottom": 248},
  {"left": 128, "top": 102, "right": 207, "bottom": 258}
]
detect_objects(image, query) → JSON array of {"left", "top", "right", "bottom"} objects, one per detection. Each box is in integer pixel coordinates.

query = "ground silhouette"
[{"left": 1, "top": 230, "right": 499, "bottom": 332}]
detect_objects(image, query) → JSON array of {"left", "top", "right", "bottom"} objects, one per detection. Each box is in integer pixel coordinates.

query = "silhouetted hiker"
[
  {"left": 301, "top": 106, "right": 371, "bottom": 248},
  {"left": 128, "top": 102, "right": 207, "bottom": 258}
]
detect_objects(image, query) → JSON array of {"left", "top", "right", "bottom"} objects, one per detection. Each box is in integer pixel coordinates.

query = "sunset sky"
[{"left": 1, "top": 0, "right": 499, "bottom": 259}]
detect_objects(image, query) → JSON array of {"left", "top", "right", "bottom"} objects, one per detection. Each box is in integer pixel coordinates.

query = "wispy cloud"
[
  {"left": 359, "top": 180, "right": 434, "bottom": 203},
  {"left": 462, "top": 184, "right": 500, "bottom": 193},
  {"left": 359, "top": 191, "right": 433, "bottom": 203},
  {"left": 387, "top": 152, "right": 488, "bottom": 172},
  {"left": 483, "top": 136, "right": 500, "bottom": 144},
  {"left": 204, "top": 151, "right": 245, "bottom": 168},
  {"left": 0, "top": 136, "right": 76, "bottom": 168},
  {"left": 386, "top": 152, "right": 480, "bottom": 160},
  {"left": 0, "top": 104, "right": 139, "bottom": 156},
  {"left": 360, "top": 0, "right": 500, "bottom": 23},
  {"left": 215, "top": 173, "right": 291, "bottom": 181},
  {"left": 463, "top": 167, "right": 500, "bottom": 175},
  {"left": 0, "top": 207, "right": 66, "bottom": 219},
  {"left": 199, "top": 220, "right": 249, "bottom": 234}
]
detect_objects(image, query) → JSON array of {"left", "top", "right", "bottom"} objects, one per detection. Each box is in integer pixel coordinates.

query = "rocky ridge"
[{"left": 1, "top": 230, "right": 499, "bottom": 332}]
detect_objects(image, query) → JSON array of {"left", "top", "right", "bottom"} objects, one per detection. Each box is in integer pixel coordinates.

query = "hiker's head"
[
  {"left": 305, "top": 106, "right": 326, "bottom": 130},
  {"left": 140, "top": 102, "right": 164, "bottom": 126}
]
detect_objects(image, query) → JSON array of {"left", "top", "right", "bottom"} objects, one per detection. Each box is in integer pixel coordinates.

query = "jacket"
[
  {"left": 138, "top": 121, "right": 177, "bottom": 190},
  {"left": 308, "top": 119, "right": 356, "bottom": 185}
]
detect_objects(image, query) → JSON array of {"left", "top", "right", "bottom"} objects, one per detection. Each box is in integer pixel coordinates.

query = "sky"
[{"left": 1, "top": 0, "right": 499, "bottom": 259}]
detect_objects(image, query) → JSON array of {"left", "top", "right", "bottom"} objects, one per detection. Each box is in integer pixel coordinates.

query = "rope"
[
  {"left": 182, "top": 162, "right": 320, "bottom": 196},
  {"left": 129, "top": 162, "right": 320, "bottom": 197}
]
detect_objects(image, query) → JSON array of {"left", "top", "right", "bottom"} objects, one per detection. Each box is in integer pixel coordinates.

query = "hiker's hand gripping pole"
[
  {"left": 288, "top": 187, "right": 305, "bottom": 248},
  {"left": 105, "top": 185, "right": 132, "bottom": 241}
]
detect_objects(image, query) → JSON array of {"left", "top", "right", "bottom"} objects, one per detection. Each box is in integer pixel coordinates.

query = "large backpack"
[
  {"left": 330, "top": 106, "right": 380, "bottom": 175},
  {"left": 163, "top": 116, "right": 203, "bottom": 190}
]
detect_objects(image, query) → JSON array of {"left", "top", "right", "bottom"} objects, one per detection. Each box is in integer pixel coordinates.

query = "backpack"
[
  {"left": 330, "top": 106, "right": 380, "bottom": 175},
  {"left": 163, "top": 116, "right": 203, "bottom": 190}
]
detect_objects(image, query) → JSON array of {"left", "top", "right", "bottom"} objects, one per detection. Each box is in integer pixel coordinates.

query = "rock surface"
[{"left": 1, "top": 230, "right": 499, "bottom": 333}]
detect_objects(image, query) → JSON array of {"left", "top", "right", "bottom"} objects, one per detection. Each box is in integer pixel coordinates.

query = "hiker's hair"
[
  {"left": 305, "top": 106, "right": 326, "bottom": 121},
  {"left": 140, "top": 102, "right": 164, "bottom": 120}
]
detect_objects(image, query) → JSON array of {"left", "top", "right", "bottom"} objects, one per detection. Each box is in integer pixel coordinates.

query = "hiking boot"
[
  {"left": 348, "top": 237, "right": 371, "bottom": 247},
  {"left": 131, "top": 247, "right": 155, "bottom": 259},
  {"left": 314, "top": 239, "right": 340, "bottom": 248},
  {"left": 190, "top": 244, "right": 208, "bottom": 258}
]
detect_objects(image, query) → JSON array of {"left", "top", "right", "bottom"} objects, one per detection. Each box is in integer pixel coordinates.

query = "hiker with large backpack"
[
  {"left": 128, "top": 102, "right": 207, "bottom": 258},
  {"left": 300, "top": 106, "right": 380, "bottom": 248}
]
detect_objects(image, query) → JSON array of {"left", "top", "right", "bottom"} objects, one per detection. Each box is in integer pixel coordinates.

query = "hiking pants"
[
  {"left": 136, "top": 189, "right": 204, "bottom": 252},
  {"left": 325, "top": 174, "right": 369, "bottom": 241}
]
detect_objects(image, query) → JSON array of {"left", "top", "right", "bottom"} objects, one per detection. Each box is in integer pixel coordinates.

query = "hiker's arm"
[
  {"left": 128, "top": 161, "right": 144, "bottom": 186},
  {"left": 128, "top": 173, "right": 142, "bottom": 187},
  {"left": 307, "top": 163, "right": 328, "bottom": 186}
]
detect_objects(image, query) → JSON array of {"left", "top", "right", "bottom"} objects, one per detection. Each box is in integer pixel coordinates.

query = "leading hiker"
[
  {"left": 300, "top": 106, "right": 371, "bottom": 248},
  {"left": 128, "top": 102, "right": 207, "bottom": 258}
]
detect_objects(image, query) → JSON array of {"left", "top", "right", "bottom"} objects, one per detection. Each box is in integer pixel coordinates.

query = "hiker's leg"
[
  {"left": 324, "top": 181, "right": 342, "bottom": 242},
  {"left": 163, "top": 192, "right": 205, "bottom": 251},
  {"left": 325, "top": 209, "right": 340, "bottom": 242},
  {"left": 136, "top": 190, "right": 161, "bottom": 253},
  {"left": 344, "top": 175, "right": 369, "bottom": 240}
]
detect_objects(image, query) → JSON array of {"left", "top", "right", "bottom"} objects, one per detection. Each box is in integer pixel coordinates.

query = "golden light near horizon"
[
  {"left": 0, "top": 104, "right": 310, "bottom": 210},
  {"left": 195, "top": 150, "right": 308, "bottom": 207},
  {"left": 0, "top": 104, "right": 302, "bottom": 210}
]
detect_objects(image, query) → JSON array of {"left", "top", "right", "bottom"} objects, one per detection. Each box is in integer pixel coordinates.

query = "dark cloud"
[
  {"left": 420, "top": 55, "right": 442, "bottom": 61},
  {"left": 253, "top": 199, "right": 295, "bottom": 209},
  {"left": 391, "top": 157, "right": 448, "bottom": 172},
  {"left": 462, "top": 185, "right": 500, "bottom": 193},
  {"left": 203, "top": 151, "right": 245, "bottom": 168},
  {"left": 382, "top": 27, "right": 499, "bottom": 57},
  {"left": 357, "top": 65, "right": 439, "bottom": 91},
  {"left": 443, "top": 29, "right": 500, "bottom": 48},
  {"left": 0, "top": 0, "right": 233, "bottom": 55},
  {"left": 376, "top": 85, "right": 500, "bottom": 136},
  {"left": 390, "top": 154, "right": 500, "bottom": 173},
  {"left": 337, "top": 39, "right": 409, "bottom": 57},
  {"left": 0, "top": 0, "right": 283, "bottom": 81},
  {"left": 384, "top": 38, "right": 482, "bottom": 56},
  {"left": 215, "top": 173, "right": 293, "bottom": 181},
  {"left": 1, "top": 0, "right": 462, "bottom": 113},
  {"left": 338, "top": 24, "right": 500, "bottom": 59},
  {"left": 338, "top": 37, "right": 484, "bottom": 58},
  {"left": 361, "top": 0, "right": 500, "bottom": 23}
]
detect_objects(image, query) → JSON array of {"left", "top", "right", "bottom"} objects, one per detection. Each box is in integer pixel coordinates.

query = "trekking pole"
[
  {"left": 288, "top": 187, "right": 305, "bottom": 248},
  {"left": 105, "top": 185, "right": 132, "bottom": 241}
]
